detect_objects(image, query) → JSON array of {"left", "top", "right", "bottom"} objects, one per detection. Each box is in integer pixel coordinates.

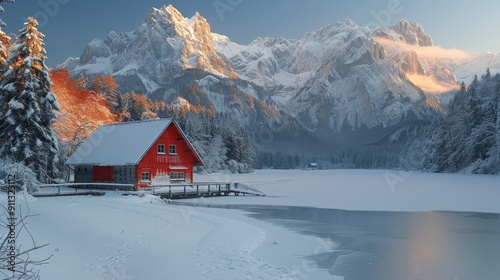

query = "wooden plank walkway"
[
  {"left": 32, "top": 182, "right": 265, "bottom": 199},
  {"left": 32, "top": 183, "right": 134, "bottom": 197},
  {"left": 32, "top": 191, "right": 105, "bottom": 198},
  {"left": 147, "top": 182, "right": 266, "bottom": 199},
  {"left": 37, "top": 183, "right": 135, "bottom": 191}
]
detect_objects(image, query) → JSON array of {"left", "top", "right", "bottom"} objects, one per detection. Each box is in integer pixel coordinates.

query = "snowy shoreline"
[{"left": 2, "top": 169, "right": 499, "bottom": 279}]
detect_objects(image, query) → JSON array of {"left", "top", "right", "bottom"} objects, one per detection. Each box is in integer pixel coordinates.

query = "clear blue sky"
[{"left": 1, "top": 0, "right": 499, "bottom": 67}]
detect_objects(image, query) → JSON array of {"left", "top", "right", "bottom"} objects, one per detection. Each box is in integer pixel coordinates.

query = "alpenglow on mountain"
[{"left": 61, "top": 5, "right": 479, "bottom": 149}]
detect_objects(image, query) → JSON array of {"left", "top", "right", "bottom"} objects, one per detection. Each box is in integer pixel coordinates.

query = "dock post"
[
  {"left": 169, "top": 186, "right": 172, "bottom": 199},
  {"left": 184, "top": 185, "right": 186, "bottom": 197},
  {"left": 196, "top": 185, "right": 199, "bottom": 196},
  {"left": 208, "top": 185, "right": 211, "bottom": 196}
]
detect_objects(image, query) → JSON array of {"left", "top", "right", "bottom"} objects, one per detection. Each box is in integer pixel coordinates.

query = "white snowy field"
[{"left": 2, "top": 169, "right": 500, "bottom": 280}]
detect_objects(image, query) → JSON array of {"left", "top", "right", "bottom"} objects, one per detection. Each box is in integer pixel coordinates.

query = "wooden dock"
[
  {"left": 32, "top": 191, "right": 105, "bottom": 198},
  {"left": 147, "top": 182, "right": 266, "bottom": 199},
  {"left": 32, "top": 182, "right": 265, "bottom": 199},
  {"left": 32, "top": 183, "right": 126, "bottom": 197},
  {"left": 36, "top": 182, "right": 135, "bottom": 191}
]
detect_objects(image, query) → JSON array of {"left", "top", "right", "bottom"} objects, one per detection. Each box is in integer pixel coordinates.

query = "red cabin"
[{"left": 65, "top": 119, "right": 204, "bottom": 190}]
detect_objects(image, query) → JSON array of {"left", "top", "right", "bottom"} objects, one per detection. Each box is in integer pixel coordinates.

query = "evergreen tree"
[
  {"left": 496, "top": 80, "right": 500, "bottom": 169},
  {"left": 0, "top": 0, "right": 13, "bottom": 70},
  {"left": 405, "top": 69, "right": 500, "bottom": 174},
  {"left": 0, "top": 17, "right": 60, "bottom": 182},
  {"left": 468, "top": 77, "right": 481, "bottom": 128},
  {"left": 445, "top": 86, "right": 470, "bottom": 171},
  {"left": 0, "top": 27, "right": 10, "bottom": 67},
  {"left": 0, "top": 0, "right": 13, "bottom": 122},
  {"left": 482, "top": 67, "right": 491, "bottom": 80},
  {"left": 123, "top": 91, "right": 157, "bottom": 121}
]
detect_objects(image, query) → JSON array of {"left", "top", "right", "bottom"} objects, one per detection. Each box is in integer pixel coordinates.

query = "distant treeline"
[{"left": 258, "top": 144, "right": 403, "bottom": 170}]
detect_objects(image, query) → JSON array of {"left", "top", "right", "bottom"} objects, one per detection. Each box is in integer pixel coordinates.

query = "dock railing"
[{"left": 31, "top": 181, "right": 265, "bottom": 198}]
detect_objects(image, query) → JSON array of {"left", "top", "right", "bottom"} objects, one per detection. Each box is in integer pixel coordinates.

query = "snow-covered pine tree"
[
  {"left": 0, "top": 0, "right": 13, "bottom": 68},
  {"left": 468, "top": 75, "right": 481, "bottom": 129},
  {"left": 0, "top": 0, "right": 13, "bottom": 88},
  {"left": 495, "top": 78, "right": 500, "bottom": 170},
  {"left": 482, "top": 67, "right": 492, "bottom": 80},
  {"left": 442, "top": 84, "right": 470, "bottom": 171},
  {"left": 0, "top": 0, "right": 13, "bottom": 130},
  {"left": 0, "top": 17, "right": 60, "bottom": 182},
  {"left": 407, "top": 70, "right": 500, "bottom": 174},
  {"left": 0, "top": 26, "right": 10, "bottom": 68}
]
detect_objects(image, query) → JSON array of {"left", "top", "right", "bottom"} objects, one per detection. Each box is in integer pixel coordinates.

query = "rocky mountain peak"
[
  {"left": 161, "top": 4, "right": 185, "bottom": 23},
  {"left": 343, "top": 18, "right": 357, "bottom": 26},
  {"left": 190, "top": 11, "right": 215, "bottom": 52},
  {"left": 145, "top": 5, "right": 236, "bottom": 78},
  {"left": 61, "top": 7, "right": 458, "bottom": 145},
  {"left": 66, "top": 4, "right": 237, "bottom": 93},
  {"left": 145, "top": 5, "right": 191, "bottom": 38},
  {"left": 389, "top": 20, "right": 434, "bottom": 46}
]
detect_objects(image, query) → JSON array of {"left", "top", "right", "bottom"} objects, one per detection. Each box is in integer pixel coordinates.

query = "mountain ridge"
[{"left": 58, "top": 5, "right": 492, "bottom": 150}]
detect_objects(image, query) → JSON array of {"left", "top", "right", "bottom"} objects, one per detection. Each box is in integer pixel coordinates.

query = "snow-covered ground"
[{"left": 2, "top": 169, "right": 500, "bottom": 279}]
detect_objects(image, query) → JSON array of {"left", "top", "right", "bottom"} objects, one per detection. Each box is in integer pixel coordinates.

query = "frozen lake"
[
  {"left": 239, "top": 205, "right": 500, "bottom": 280},
  {"left": 4, "top": 170, "right": 500, "bottom": 279}
]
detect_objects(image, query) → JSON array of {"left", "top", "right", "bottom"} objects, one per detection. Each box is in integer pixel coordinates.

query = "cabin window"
[
  {"left": 157, "top": 144, "right": 165, "bottom": 154},
  {"left": 170, "top": 172, "right": 184, "bottom": 180},
  {"left": 141, "top": 172, "right": 150, "bottom": 181},
  {"left": 169, "top": 145, "right": 177, "bottom": 155}
]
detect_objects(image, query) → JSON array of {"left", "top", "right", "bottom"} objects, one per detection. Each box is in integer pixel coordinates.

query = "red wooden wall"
[
  {"left": 136, "top": 123, "right": 200, "bottom": 188},
  {"left": 93, "top": 166, "right": 113, "bottom": 181}
]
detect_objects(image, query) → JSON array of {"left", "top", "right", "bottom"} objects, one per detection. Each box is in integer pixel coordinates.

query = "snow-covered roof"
[{"left": 66, "top": 119, "right": 177, "bottom": 166}]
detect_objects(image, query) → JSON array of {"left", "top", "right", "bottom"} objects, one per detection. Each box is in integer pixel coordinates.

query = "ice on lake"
[{"left": 239, "top": 205, "right": 500, "bottom": 280}]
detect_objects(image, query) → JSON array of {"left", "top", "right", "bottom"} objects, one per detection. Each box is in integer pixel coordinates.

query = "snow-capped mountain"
[
  {"left": 60, "top": 5, "right": 291, "bottom": 136},
  {"left": 372, "top": 21, "right": 459, "bottom": 94},
  {"left": 215, "top": 19, "right": 445, "bottom": 134},
  {"left": 62, "top": 5, "right": 238, "bottom": 94},
  {"left": 61, "top": 5, "right": 484, "bottom": 148}
]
